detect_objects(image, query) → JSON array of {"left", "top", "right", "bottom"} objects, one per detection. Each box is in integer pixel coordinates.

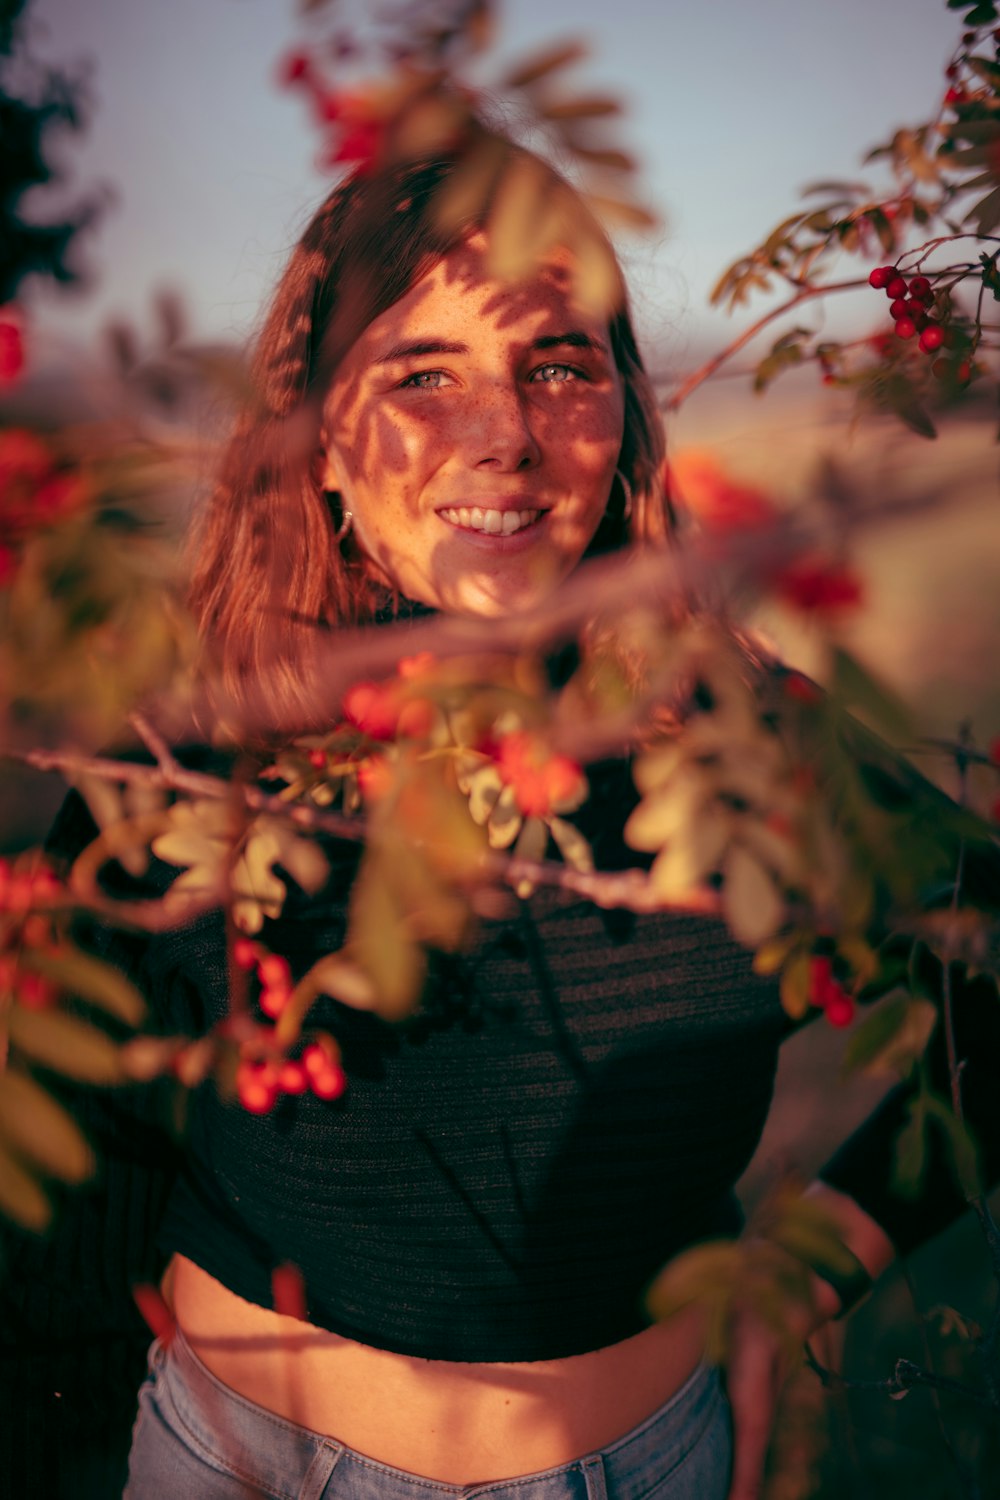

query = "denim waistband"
[{"left": 150, "top": 1326, "right": 726, "bottom": 1500}]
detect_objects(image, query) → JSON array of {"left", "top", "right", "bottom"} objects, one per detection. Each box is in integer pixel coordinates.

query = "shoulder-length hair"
[{"left": 188, "top": 145, "right": 667, "bottom": 722}]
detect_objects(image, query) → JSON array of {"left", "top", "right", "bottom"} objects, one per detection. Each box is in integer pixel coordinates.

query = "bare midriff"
[{"left": 165, "top": 1253, "right": 709, "bottom": 1484}]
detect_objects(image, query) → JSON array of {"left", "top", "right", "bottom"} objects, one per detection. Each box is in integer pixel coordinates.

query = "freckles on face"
[{"left": 322, "top": 235, "right": 626, "bottom": 616}]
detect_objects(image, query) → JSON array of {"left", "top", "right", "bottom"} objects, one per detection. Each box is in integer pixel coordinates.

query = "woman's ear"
[{"left": 319, "top": 446, "right": 347, "bottom": 494}]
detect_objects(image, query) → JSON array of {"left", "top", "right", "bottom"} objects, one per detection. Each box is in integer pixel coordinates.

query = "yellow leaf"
[
  {"left": 487, "top": 784, "right": 523, "bottom": 849},
  {"left": 24, "top": 947, "right": 146, "bottom": 1027},
  {"left": 722, "top": 845, "right": 785, "bottom": 946},
  {"left": 8, "top": 1006, "right": 125, "bottom": 1084},
  {"left": 779, "top": 950, "right": 812, "bottom": 1020},
  {"left": 548, "top": 817, "right": 594, "bottom": 873},
  {"left": 0, "top": 1143, "right": 52, "bottom": 1231},
  {"left": 624, "top": 767, "right": 705, "bottom": 852},
  {"left": 309, "top": 953, "right": 379, "bottom": 1012},
  {"left": 0, "top": 1071, "right": 95, "bottom": 1184}
]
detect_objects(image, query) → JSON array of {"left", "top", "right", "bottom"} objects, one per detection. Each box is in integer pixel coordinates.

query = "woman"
[
  {"left": 20, "top": 142, "right": 986, "bottom": 1500},
  {"left": 102, "top": 144, "right": 906, "bottom": 1500}
]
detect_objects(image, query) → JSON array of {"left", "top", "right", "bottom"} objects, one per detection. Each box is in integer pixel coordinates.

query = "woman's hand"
[
  {"left": 724, "top": 1277, "right": 837, "bottom": 1500},
  {"left": 725, "top": 1183, "right": 895, "bottom": 1499}
]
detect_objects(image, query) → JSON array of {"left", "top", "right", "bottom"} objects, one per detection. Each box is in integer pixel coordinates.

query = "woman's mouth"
[{"left": 438, "top": 506, "right": 543, "bottom": 537}]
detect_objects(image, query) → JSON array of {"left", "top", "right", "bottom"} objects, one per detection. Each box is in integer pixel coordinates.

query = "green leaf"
[
  {"left": 840, "top": 994, "right": 938, "bottom": 1079},
  {"left": 831, "top": 649, "right": 913, "bottom": 742},
  {"left": 893, "top": 1097, "right": 928, "bottom": 1197},
  {"left": 0, "top": 1071, "right": 95, "bottom": 1184},
  {"left": 645, "top": 1240, "right": 743, "bottom": 1322},
  {"left": 967, "top": 185, "right": 1000, "bottom": 236},
  {"left": 8, "top": 1007, "right": 125, "bottom": 1084},
  {"left": 22, "top": 947, "right": 146, "bottom": 1027}
]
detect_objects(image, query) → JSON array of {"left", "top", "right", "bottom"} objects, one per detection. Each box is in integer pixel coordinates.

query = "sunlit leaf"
[
  {"left": 548, "top": 817, "right": 594, "bottom": 873},
  {"left": 722, "top": 845, "right": 784, "bottom": 946},
  {"left": 308, "top": 953, "right": 378, "bottom": 1012},
  {"left": 0, "top": 1071, "right": 94, "bottom": 1183},
  {"left": 487, "top": 784, "right": 522, "bottom": 849}
]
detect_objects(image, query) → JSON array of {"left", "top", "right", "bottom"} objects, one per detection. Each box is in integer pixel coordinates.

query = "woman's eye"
[
  {"left": 399, "top": 370, "right": 449, "bottom": 390},
  {"left": 531, "top": 363, "right": 579, "bottom": 384}
]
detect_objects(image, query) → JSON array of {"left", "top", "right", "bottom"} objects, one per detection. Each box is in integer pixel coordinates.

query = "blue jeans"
[{"left": 124, "top": 1328, "right": 732, "bottom": 1500}]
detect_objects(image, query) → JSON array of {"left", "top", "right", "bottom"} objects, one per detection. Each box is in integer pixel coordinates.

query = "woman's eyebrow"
[
  {"left": 532, "top": 331, "right": 609, "bottom": 354},
  {"left": 375, "top": 339, "right": 468, "bottom": 364}
]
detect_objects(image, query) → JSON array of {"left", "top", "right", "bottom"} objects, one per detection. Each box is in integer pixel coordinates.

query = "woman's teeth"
[{"left": 439, "top": 506, "right": 541, "bottom": 536}]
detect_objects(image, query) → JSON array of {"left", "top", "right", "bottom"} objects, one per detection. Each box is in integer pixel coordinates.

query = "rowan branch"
[{"left": 666, "top": 278, "right": 867, "bottom": 411}]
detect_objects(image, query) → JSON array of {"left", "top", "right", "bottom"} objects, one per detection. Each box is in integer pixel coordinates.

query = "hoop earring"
[
  {"left": 326, "top": 492, "right": 353, "bottom": 544},
  {"left": 613, "top": 468, "right": 633, "bottom": 525}
]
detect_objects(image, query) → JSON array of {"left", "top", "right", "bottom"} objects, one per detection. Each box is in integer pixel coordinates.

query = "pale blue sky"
[{"left": 24, "top": 0, "right": 960, "bottom": 372}]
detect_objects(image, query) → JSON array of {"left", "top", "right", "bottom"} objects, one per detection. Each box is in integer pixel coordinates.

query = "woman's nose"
[{"left": 466, "top": 385, "right": 542, "bottom": 472}]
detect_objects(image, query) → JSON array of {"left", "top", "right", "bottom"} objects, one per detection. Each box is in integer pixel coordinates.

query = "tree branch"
[{"left": 665, "top": 278, "right": 867, "bottom": 412}]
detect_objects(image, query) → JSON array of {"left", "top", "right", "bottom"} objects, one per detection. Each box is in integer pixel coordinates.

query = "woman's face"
[{"left": 322, "top": 233, "right": 626, "bottom": 616}]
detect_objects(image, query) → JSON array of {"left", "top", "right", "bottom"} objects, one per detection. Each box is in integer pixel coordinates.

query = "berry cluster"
[
  {"left": 493, "top": 730, "right": 586, "bottom": 819},
  {"left": 809, "top": 954, "right": 855, "bottom": 1028},
  {"left": 0, "top": 857, "right": 64, "bottom": 1010},
  {"left": 232, "top": 938, "right": 346, "bottom": 1113},
  {"left": 868, "top": 265, "right": 944, "bottom": 353},
  {"left": 235, "top": 1038, "right": 346, "bottom": 1115}
]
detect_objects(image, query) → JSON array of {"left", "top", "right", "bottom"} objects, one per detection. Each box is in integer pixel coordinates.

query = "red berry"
[
  {"left": 932, "top": 357, "right": 950, "bottom": 379},
  {"left": 895, "top": 318, "right": 917, "bottom": 340},
  {"left": 309, "top": 1064, "right": 346, "bottom": 1101},
  {"left": 233, "top": 937, "right": 258, "bottom": 971},
  {"left": 277, "top": 1060, "right": 309, "bottom": 1095},
  {"left": 259, "top": 985, "right": 291, "bottom": 1019},
  {"left": 278, "top": 50, "right": 312, "bottom": 86},
  {"left": 904, "top": 298, "right": 928, "bottom": 320},
  {"left": 919, "top": 324, "right": 944, "bottom": 353},
  {"left": 885, "top": 275, "right": 908, "bottom": 300},
  {"left": 237, "top": 1061, "right": 278, "bottom": 1114},
  {"left": 909, "top": 275, "right": 932, "bottom": 300},
  {"left": 308, "top": 748, "right": 327, "bottom": 770},
  {"left": 825, "top": 993, "right": 855, "bottom": 1028},
  {"left": 868, "top": 266, "right": 894, "bottom": 289},
  {"left": 889, "top": 298, "right": 909, "bottom": 321},
  {"left": 957, "top": 360, "right": 972, "bottom": 382},
  {"left": 258, "top": 954, "right": 291, "bottom": 988}
]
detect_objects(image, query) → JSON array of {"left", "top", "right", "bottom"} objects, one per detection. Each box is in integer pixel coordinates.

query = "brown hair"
[{"left": 188, "top": 145, "right": 667, "bottom": 719}]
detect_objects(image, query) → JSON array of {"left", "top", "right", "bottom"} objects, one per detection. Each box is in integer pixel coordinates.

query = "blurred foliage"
[{"left": 0, "top": 2, "right": 999, "bottom": 1497}]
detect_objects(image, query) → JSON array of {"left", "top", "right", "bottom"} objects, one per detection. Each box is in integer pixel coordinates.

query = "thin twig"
[
  {"left": 665, "top": 278, "right": 867, "bottom": 411},
  {"left": 804, "top": 1344, "right": 993, "bottom": 1411},
  {"left": 7, "top": 744, "right": 719, "bottom": 922}
]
